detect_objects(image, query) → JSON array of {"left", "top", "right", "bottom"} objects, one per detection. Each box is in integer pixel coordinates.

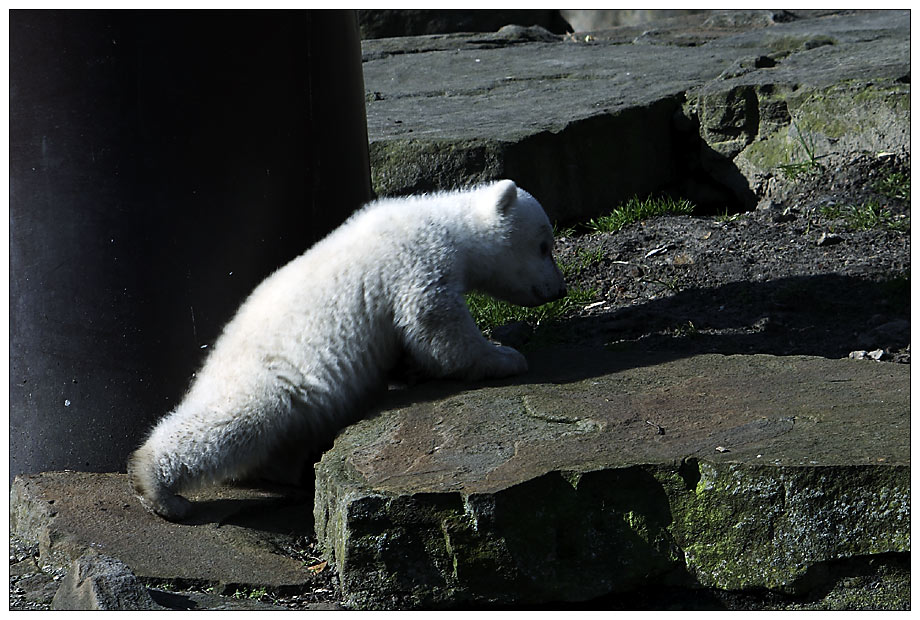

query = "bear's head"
[{"left": 473, "top": 180, "right": 568, "bottom": 308}]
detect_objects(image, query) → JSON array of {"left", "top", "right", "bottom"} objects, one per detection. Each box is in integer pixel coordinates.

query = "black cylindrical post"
[{"left": 9, "top": 10, "right": 372, "bottom": 479}]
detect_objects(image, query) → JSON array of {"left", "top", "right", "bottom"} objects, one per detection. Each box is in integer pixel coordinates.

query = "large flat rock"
[
  {"left": 315, "top": 350, "right": 909, "bottom": 609},
  {"left": 362, "top": 10, "right": 909, "bottom": 220}
]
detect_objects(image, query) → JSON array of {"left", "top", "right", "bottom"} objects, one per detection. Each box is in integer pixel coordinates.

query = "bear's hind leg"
[{"left": 127, "top": 443, "right": 192, "bottom": 521}]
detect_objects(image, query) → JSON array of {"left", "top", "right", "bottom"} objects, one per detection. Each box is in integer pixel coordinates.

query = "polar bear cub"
[{"left": 127, "top": 179, "right": 567, "bottom": 520}]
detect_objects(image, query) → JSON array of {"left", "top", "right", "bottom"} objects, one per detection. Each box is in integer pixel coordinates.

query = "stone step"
[
  {"left": 314, "top": 350, "right": 909, "bottom": 608},
  {"left": 10, "top": 471, "right": 316, "bottom": 591}
]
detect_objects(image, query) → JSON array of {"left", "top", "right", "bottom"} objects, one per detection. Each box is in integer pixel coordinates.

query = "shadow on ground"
[{"left": 538, "top": 272, "right": 908, "bottom": 370}]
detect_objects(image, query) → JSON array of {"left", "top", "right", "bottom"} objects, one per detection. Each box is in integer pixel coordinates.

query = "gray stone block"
[
  {"left": 362, "top": 10, "right": 909, "bottom": 222},
  {"left": 51, "top": 551, "right": 164, "bottom": 610}
]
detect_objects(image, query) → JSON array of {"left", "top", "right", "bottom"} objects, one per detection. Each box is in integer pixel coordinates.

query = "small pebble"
[{"left": 817, "top": 232, "right": 844, "bottom": 246}]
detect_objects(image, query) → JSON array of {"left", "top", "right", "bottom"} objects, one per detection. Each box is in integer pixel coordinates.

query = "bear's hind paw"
[{"left": 136, "top": 491, "right": 192, "bottom": 521}]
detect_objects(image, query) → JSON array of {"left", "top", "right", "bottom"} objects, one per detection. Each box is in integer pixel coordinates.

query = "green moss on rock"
[
  {"left": 316, "top": 460, "right": 908, "bottom": 608},
  {"left": 668, "top": 463, "right": 909, "bottom": 593},
  {"left": 730, "top": 78, "right": 909, "bottom": 176}
]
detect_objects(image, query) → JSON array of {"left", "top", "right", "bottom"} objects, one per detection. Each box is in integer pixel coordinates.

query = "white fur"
[{"left": 127, "top": 180, "right": 567, "bottom": 519}]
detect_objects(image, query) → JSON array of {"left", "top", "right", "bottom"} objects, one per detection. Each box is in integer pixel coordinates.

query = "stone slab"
[
  {"left": 9, "top": 471, "right": 316, "bottom": 590},
  {"left": 361, "top": 10, "right": 909, "bottom": 221},
  {"left": 315, "top": 350, "right": 909, "bottom": 608}
]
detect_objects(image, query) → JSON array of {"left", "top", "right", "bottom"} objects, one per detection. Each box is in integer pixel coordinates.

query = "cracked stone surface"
[
  {"left": 315, "top": 350, "right": 909, "bottom": 608},
  {"left": 362, "top": 10, "right": 909, "bottom": 221}
]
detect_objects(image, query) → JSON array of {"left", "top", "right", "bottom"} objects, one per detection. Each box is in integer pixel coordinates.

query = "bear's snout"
[{"left": 532, "top": 284, "right": 567, "bottom": 305}]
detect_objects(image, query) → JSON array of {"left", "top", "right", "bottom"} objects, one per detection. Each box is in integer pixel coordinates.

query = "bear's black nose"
[{"left": 533, "top": 285, "right": 567, "bottom": 304}]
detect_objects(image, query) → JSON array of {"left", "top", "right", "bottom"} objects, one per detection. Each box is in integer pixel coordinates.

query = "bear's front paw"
[{"left": 477, "top": 345, "right": 528, "bottom": 379}]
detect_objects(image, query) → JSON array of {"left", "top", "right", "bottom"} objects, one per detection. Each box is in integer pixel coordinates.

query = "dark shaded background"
[{"left": 9, "top": 10, "right": 371, "bottom": 479}]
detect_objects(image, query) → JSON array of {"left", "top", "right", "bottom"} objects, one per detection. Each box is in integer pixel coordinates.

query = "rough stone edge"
[
  {"left": 368, "top": 96, "right": 685, "bottom": 223},
  {"left": 315, "top": 457, "right": 910, "bottom": 609},
  {"left": 9, "top": 474, "right": 80, "bottom": 572},
  {"left": 50, "top": 549, "right": 166, "bottom": 610}
]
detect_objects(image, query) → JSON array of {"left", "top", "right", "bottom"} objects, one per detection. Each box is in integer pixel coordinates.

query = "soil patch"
[{"left": 541, "top": 153, "right": 910, "bottom": 364}]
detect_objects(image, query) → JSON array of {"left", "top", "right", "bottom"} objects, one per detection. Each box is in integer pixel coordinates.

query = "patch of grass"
[
  {"left": 777, "top": 161, "right": 817, "bottom": 181},
  {"left": 561, "top": 247, "right": 606, "bottom": 279},
  {"left": 873, "top": 171, "right": 910, "bottom": 200},
  {"left": 553, "top": 222, "right": 578, "bottom": 238},
  {"left": 577, "top": 247, "right": 606, "bottom": 267},
  {"left": 818, "top": 204, "right": 842, "bottom": 220},
  {"left": 466, "top": 287, "right": 597, "bottom": 332},
  {"left": 777, "top": 120, "right": 824, "bottom": 181},
  {"left": 820, "top": 200, "right": 909, "bottom": 232},
  {"left": 585, "top": 195, "right": 695, "bottom": 233},
  {"left": 642, "top": 274, "right": 682, "bottom": 293},
  {"left": 669, "top": 320, "right": 699, "bottom": 338},
  {"left": 715, "top": 207, "right": 742, "bottom": 223},
  {"left": 466, "top": 292, "right": 518, "bottom": 330},
  {"left": 844, "top": 201, "right": 889, "bottom": 231},
  {"left": 232, "top": 586, "right": 269, "bottom": 601},
  {"left": 465, "top": 245, "right": 604, "bottom": 331},
  {"left": 849, "top": 201, "right": 910, "bottom": 232}
]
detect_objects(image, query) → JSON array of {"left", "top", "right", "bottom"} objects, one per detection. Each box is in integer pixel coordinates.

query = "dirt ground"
[{"left": 546, "top": 152, "right": 910, "bottom": 365}]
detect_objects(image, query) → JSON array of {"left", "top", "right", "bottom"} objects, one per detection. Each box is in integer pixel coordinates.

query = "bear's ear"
[{"left": 492, "top": 179, "right": 518, "bottom": 216}]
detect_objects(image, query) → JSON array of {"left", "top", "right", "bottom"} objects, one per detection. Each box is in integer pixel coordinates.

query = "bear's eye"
[{"left": 539, "top": 241, "right": 550, "bottom": 257}]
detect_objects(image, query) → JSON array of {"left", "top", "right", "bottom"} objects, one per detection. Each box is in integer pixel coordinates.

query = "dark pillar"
[{"left": 9, "top": 10, "right": 372, "bottom": 479}]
